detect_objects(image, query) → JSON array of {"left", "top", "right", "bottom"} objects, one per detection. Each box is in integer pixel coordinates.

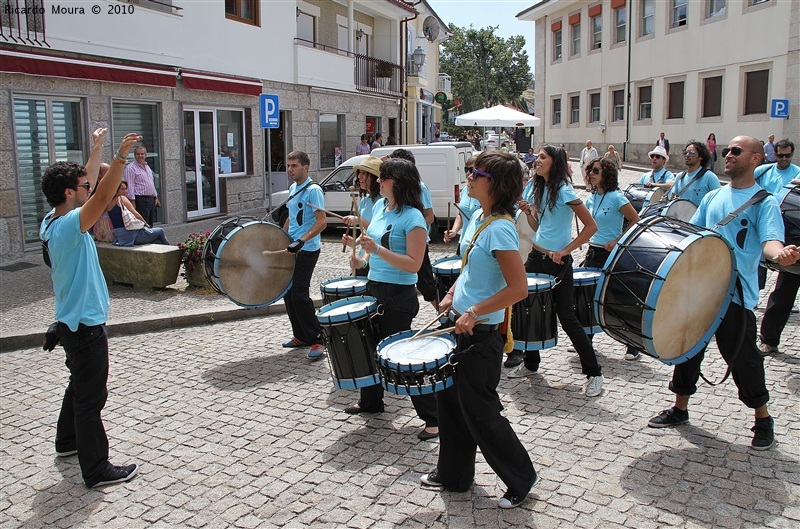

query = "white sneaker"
[
  {"left": 624, "top": 350, "right": 641, "bottom": 361},
  {"left": 586, "top": 375, "right": 604, "bottom": 397},
  {"left": 508, "top": 365, "right": 538, "bottom": 379}
]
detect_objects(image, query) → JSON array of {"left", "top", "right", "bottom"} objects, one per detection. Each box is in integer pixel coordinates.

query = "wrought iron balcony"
[
  {"left": 355, "top": 54, "right": 402, "bottom": 98},
  {"left": 0, "top": 0, "right": 48, "bottom": 47}
]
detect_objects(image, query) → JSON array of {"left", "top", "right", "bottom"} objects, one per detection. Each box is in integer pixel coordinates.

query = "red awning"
[
  {"left": 181, "top": 70, "right": 262, "bottom": 96},
  {"left": 0, "top": 49, "right": 177, "bottom": 87}
]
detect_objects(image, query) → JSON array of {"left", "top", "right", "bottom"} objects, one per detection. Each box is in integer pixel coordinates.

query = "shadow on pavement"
[{"left": 203, "top": 354, "right": 297, "bottom": 390}]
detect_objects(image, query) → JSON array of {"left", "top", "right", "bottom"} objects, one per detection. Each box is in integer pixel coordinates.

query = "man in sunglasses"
[
  {"left": 40, "top": 129, "right": 141, "bottom": 487},
  {"left": 666, "top": 140, "right": 720, "bottom": 206},
  {"left": 648, "top": 136, "right": 799, "bottom": 451},
  {"left": 637, "top": 145, "right": 674, "bottom": 191},
  {"left": 754, "top": 138, "right": 800, "bottom": 355}
]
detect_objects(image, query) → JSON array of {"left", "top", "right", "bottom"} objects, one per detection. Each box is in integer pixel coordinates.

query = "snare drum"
[
  {"left": 573, "top": 268, "right": 603, "bottom": 335},
  {"left": 376, "top": 330, "right": 456, "bottom": 396},
  {"left": 432, "top": 256, "right": 462, "bottom": 305},
  {"left": 641, "top": 199, "right": 697, "bottom": 223},
  {"left": 595, "top": 216, "right": 736, "bottom": 365},
  {"left": 203, "top": 218, "right": 294, "bottom": 308},
  {"left": 767, "top": 186, "right": 799, "bottom": 275},
  {"left": 320, "top": 277, "right": 369, "bottom": 305},
  {"left": 316, "top": 296, "right": 381, "bottom": 390},
  {"left": 624, "top": 184, "right": 665, "bottom": 215},
  {"left": 511, "top": 274, "right": 558, "bottom": 351}
]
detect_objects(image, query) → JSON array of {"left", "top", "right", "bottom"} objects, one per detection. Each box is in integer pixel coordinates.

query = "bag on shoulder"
[
  {"left": 119, "top": 197, "right": 146, "bottom": 231},
  {"left": 41, "top": 214, "right": 58, "bottom": 268}
]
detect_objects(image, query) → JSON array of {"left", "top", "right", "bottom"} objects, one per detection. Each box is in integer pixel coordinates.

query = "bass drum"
[
  {"left": 624, "top": 184, "right": 665, "bottom": 215},
  {"left": 595, "top": 216, "right": 736, "bottom": 365},
  {"left": 203, "top": 218, "right": 294, "bottom": 308},
  {"left": 516, "top": 209, "right": 535, "bottom": 260},
  {"left": 767, "top": 185, "right": 800, "bottom": 275}
]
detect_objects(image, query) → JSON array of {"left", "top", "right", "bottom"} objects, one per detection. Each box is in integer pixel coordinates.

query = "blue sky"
[{"left": 426, "top": 0, "right": 537, "bottom": 72}]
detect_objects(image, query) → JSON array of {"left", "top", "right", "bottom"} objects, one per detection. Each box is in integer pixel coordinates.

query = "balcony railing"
[
  {"left": 439, "top": 74, "right": 452, "bottom": 94},
  {"left": 355, "top": 55, "right": 402, "bottom": 97},
  {"left": 0, "top": 0, "right": 48, "bottom": 47}
]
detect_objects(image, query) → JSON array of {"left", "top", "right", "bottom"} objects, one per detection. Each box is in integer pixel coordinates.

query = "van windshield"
[{"left": 322, "top": 166, "right": 357, "bottom": 192}]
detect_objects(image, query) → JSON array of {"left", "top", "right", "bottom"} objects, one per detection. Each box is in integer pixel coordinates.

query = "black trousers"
[
  {"left": 416, "top": 245, "right": 437, "bottom": 302},
  {"left": 134, "top": 195, "right": 156, "bottom": 227},
  {"left": 284, "top": 250, "right": 322, "bottom": 345},
  {"left": 523, "top": 250, "right": 602, "bottom": 377},
  {"left": 759, "top": 271, "right": 800, "bottom": 348},
  {"left": 358, "top": 282, "right": 438, "bottom": 426},
  {"left": 669, "top": 302, "right": 769, "bottom": 409},
  {"left": 436, "top": 330, "right": 535, "bottom": 493},
  {"left": 56, "top": 323, "right": 110, "bottom": 483}
]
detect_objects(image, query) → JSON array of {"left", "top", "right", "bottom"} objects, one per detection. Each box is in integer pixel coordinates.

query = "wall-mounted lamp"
[
  {"left": 598, "top": 123, "right": 606, "bottom": 133},
  {"left": 355, "top": 29, "right": 364, "bottom": 41},
  {"left": 412, "top": 46, "right": 426, "bottom": 67}
]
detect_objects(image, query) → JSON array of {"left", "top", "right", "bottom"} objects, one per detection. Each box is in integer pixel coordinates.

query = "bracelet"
[
  {"left": 113, "top": 154, "right": 126, "bottom": 164},
  {"left": 374, "top": 245, "right": 381, "bottom": 255},
  {"left": 467, "top": 306, "right": 478, "bottom": 319},
  {"left": 446, "top": 291, "right": 455, "bottom": 297}
]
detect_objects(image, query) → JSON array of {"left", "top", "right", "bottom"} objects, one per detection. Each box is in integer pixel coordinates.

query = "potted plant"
[
  {"left": 375, "top": 62, "right": 392, "bottom": 91},
  {"left": 179, "top": 231, "right": 211, "bottom": 287}
]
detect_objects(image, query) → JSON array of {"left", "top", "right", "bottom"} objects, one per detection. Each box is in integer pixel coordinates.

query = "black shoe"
[
  {"left": 85, "top": 463, "right": 138, "bottom": 488},
  {"left": 417, "top": 428, "right": 439, "bottom": 441},
  {"left": 344, "top": 404, "right": 384, "bottom": 415},
  {"left": 751, "top": 416, "right": 775, "bottom": 451},
  {"left": 498, "top": 472, "right": 539, "bottom": 509},
  {"left": 420, "top": 469, "right": 443, "bottom": 489},
  {"left": 648, "top": 407, "right": 689, "bottom": 428},
  {"left": 504, "top": 352, "right": 523, "bottom": 368}
]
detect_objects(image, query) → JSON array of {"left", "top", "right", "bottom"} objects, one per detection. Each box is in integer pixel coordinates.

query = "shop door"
[
  {"left": 184, "top": 110, "right": 220, "bottom": 218},
  {"left": 266, "top": 111, "right": 290, "bottom": 196}
]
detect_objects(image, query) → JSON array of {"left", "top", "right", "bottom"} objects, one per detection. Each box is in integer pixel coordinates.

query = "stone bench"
[{"left": 95, "top": 243, "right": 182, "bottom": 289}]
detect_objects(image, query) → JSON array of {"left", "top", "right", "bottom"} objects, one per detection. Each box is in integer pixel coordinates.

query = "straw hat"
[{"left": 354, "top": 156, "right": 383, "bottom": 177}]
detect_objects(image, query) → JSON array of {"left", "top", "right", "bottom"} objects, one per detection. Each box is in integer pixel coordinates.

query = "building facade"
[
  {"left": 518, "top": 0, "right": 799, "bottom": 167},
  {"left": 0, "top": 0, "right": 432, "bottom": 263}
]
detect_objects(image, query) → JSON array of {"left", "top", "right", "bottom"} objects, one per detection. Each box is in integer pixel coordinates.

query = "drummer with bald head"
[
  {"left": 281, "top": 151, "right": 327, "bottom": 360},
  {"left": 648, "top": 135, "right": 799, "bottom": 451}
]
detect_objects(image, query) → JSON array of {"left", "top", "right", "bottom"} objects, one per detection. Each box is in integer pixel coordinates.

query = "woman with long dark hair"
[
  {"left": 511, "top": 145, "right": 604, "bottom": 397},
  {"left": 343, "top": 158, "right": 439, "bottom": 440},
  {"left": 420, "top": 151, "right": 536, "bottom": 509}
]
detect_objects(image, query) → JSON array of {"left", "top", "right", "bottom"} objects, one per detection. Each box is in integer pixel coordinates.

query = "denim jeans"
[{"left": 55, "top": 323, "right": 110, "bottom": 483}]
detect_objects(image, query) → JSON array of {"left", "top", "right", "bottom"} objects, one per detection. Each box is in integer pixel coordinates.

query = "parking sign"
[
  {"left": 771, "top": 99, "right": 789, "bottom": 119},
  {"left": 260, "top": 94, "right": 280, "bottom": 128}
]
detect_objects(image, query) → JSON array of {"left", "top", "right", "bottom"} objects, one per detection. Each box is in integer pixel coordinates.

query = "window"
[
  {"left": 638, "top": 86, "right": 652, "bottom": 120},
  {"left": 571, "top": 21, "right": 581, "bottom": 56},
  {"left": 702, "top": 76, "right": 723, "bottom": 117},
  {"left": 614, "top": 5, "right": 627, "bottom": 43},
  {"left": 13, "top": 96, "right": 85, "bottom": 245},
  {"left": 590, "top": 92, "right": 601, "bottom": 123},
  {"left": 552, "top": 98, "right": 562, "bottom": 125},
  {"left": 707, "top": 0, "right": 726, "bottom": 17},
  {"left": 671, "top": 0, "right": 688, "bottom": 28},
  {"left": 553, "top": 29, "right": 563, "bottom": 61},
  {"left": 641, "top": 0, "right": 654, "bottom": 36},
  {"left": 591, "top": 15, "right": 602, "bottom": 49},
  {"left": 216, "top": 110, "right": 246, "bottom": 175},
  {"left": 612, "top": 89, "right": 625, "bottom": 122},
  {"left": 225, "top": 0, "right": 259, "bottom": 25},
  {"left": 570, "top": 95, "right": 580, "bottom": 124},
  {"left": 744, "top": 69, "right": 769, "bottom": 115},
  {"left": 297, "top": 10, "right": 317, "bottom": 47},
  {"left": 320, "top": 114, "right": 345, "bottom": 169},
  {"left": 667, "top": 81, "right": 684, "bottom": 119}
]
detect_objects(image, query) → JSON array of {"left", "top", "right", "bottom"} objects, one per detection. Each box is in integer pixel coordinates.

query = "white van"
[{"left": 269, "top": 143, "right": 475, "bottom": 235}]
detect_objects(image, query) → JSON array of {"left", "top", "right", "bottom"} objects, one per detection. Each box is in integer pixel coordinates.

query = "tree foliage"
[{"left": 440, "top": 25, "right": 531, "bottom": 114}]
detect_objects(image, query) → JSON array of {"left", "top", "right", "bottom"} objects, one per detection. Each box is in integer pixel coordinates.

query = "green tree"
[{"left": 441, "top": 25, "right": 531, "bottom": 114}]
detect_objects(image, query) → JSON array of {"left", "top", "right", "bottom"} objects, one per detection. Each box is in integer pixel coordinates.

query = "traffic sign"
[
  {"left": 771, "top": 99, "right": 789, "bottom": 119},
  {"left": 260, "top": 94, "right": 280, "bottom": 128}
]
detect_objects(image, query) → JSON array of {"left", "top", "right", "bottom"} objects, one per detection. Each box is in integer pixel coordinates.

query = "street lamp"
[{"left": 412, "top": 46, "right": 426, "bottom": 68}]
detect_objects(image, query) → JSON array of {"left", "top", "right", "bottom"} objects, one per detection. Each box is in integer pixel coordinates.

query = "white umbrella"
[{"left": 454, "top": 104, "right": 541, "bottom": 128}]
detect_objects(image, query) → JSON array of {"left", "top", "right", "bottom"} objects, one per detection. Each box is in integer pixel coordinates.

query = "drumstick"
[
  {"left": 343, "top": 194, "right": 356, "bottom": 253},
  {"left": 305, "top": 202, "right": 347, "bottom": 221},
  {"left": 261, "top": 249, "right": 287, "bottom": 255},
  {"left": 409, "top": 319, "right": 489, "bottom": 341},
  {"left": 409, "top": 312, "right": 448, "bottom": 340},
  {"left": 454, "top": 202, "right": 470, "bottom": 220},
  {"left": 446, "top": 203, "right": 452, "bottom": 244}
]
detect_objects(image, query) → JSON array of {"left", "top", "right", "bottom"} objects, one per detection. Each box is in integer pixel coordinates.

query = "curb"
[{"left": 0, "top": 299, "right": 325, "bottom": 353}]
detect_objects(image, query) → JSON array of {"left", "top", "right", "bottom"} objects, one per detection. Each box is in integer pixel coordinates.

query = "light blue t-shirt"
[
  {"left": 366, "top": 200, "right": 427, "bottom": 285},
  {"left": 690, "top": 185, "right": 783, "bottom": 310},
  {"left": 454, "top": 210, "right": 519, "bottom": 324},
  {"left": 287, "top": 178, "right": 324, "bottom": 252},
  {"left": 457, "top": 185, "right": 481, "bottom": 224},
  {"left": 534, "top": 183, "right": 580, "bottom": 251},
  {"left": 637, "top": 168, "right": 674, "bottom": 185},
  {"left": 754, "top": 163, "right": 800, "bottom": 195},
  {"left": 40, "top": 208, "right": 109, "bottom": 331},
  {"left": 359, "top": 194, "right": 382, "bottom": 223},
  {"left": 522, "top": 180, "right": 535, "bottom": 203},
  {"left": 669, "top": 168, "right": 721, "bottom": 206},
  {"left": 420, "top": 182, "right": 433, "bottom": 210},
  {"left": 586, "top": 189, "right": 630, "bottom": 245}
]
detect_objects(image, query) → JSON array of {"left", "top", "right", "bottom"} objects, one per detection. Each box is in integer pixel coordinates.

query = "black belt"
[{"left": 448, "top": 310, "right": 499, "bottom": 333}]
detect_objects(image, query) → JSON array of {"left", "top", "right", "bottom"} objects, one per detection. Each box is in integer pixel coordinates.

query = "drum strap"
[
  {"left": 699, "top": 279, "right": 745, "bottom": 387},
  {"left": 672, "top": 168, "right": 708, "bottom": 200},
  {"left": 714, "top": 189, "right": 770, "bottom": 228}
]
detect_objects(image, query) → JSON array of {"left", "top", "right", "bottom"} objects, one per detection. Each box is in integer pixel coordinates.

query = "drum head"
[
  {"left": 664, "top": 200, "right": 697, "bottom": 222},
  {"left": 516, "top": 210, "right": 535, "bottom": 259},
  {"left": 527, "top": 273, "right": 555, "bottom": 291},
  {"left": 378, "top": 330, "right": 455, "bottom": 371},
  {"left": 432, "top": 257, "right": 462, "bottom": 274},
  {"left": 215, "top": 221, "right": 294, "bottom": 308},
  {"left": 322, "top": 277, "right": 369, "bottom": 292},
  {"left": 650, "top": 233, "right": 733, "bottom": 360},
  {"left": 316, "top": 296, "right": 377, "bottom": 325},
  {"left": 573, "top": 268, "right": 602, "bottom": 285}
]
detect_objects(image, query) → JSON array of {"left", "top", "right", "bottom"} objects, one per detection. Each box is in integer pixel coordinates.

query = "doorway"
[
  {"left": 184, "top": 109, "right": 221, "bottom": 218},
  {"left": 266, "top": 110, "right": 291, "bottom": 196}
]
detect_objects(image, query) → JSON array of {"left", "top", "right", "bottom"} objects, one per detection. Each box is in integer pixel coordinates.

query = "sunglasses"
[
  {"left": 649, "top": 154, "right": 664, "bottom": 160},
  {"left": 464, "top": 166, "right": 474, "bottom": 174},
  {"left": 377, "top": 175, "right": 393, "bottom": 181},
  {"left": 775, "top": 152, "right": 793, "bottom": 159},
  {"left": 467, "top": 168, "right": 492, "bottom": 181},
  {"left": 76, "top": 182, "right": 91, "bottom": 192},
  {"left": 682, "top": 150, "right": 697, "bottom": 157},
  {"left": 722, "top": 146, "right": 759, "bottom": 158},
  {"left": 589, "top": 167, "right": 601, "bottom": 175}
]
